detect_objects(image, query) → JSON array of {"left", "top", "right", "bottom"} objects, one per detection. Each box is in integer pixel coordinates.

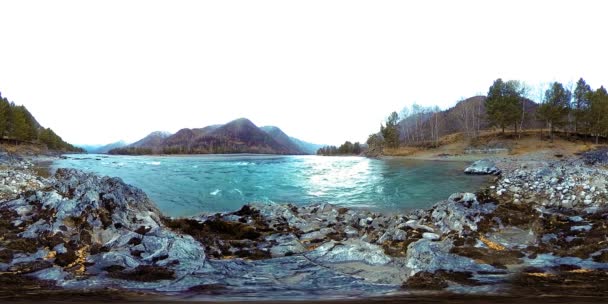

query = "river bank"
[{"left": 0, "top": 151, "right": 606, "bottom": 302}]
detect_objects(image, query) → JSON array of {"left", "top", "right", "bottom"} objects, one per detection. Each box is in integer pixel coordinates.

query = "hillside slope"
[{"left": 0, "top": 91, "right": 83, "bottom": 152}]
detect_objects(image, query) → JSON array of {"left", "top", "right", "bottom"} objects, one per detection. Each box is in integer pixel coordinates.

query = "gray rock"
[
  {"left": 422, "top": 232, "right": 440, "bottom": 241},
  {"left": 306, "top": 240, "right": 391, "bottom": 265},
  {"left": 405, "top": 239, "right": 496, "bottom": 276},
  {"left": 268, "top": 234, "right": 306, "bottom": 257},
  {"left": 431, "top": 193, "right": 496, "bottom": 236},
  {"left": 464, "top": 159, "right": 501, "bottom": 175}
]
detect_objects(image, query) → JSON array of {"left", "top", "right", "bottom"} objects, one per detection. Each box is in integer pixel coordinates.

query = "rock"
[
  {"left": 464, "top": 159, "right": 501, "bottom": 175},
  {"left": 431, "top": 193, "right": 496, "bottom": 236},
  {"left": 422, "top": 232, "right": 440, "bottom": 241},
  {"left": 306, "top": 240, "right": 391, "bottom": 265},
  {"left": 378, "top": 228, "right": 407, "bottom": 243},
  {"left": 405, "top": 239, "right": 496, "bottom": 276},
  {"left": 268, "top": 234, "right": 306, "bottom": 257}
]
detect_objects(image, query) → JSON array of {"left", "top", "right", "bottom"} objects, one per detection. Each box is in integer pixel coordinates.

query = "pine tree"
[
  {"left": 381, "top": 111, "right": 400, "bottom": 148},
  {"left": 573, "top": 78, "right": 592, "bottom": 133},
  {"left": 537, "top": 82, "right": 572, "bottom": 141},
  {"left": 485, "top": 79, "right": 523, "bottom": 134},
  {"left": 0, "top": 97, "right": 10, "bottom": 137},
  {"left": 587, "top": 86, "right": 608, "bottom": 144}
]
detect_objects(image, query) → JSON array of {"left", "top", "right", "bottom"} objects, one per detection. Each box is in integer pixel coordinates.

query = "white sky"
[{"left": 1, "top": 0, "right": 607, "bottom": 146}]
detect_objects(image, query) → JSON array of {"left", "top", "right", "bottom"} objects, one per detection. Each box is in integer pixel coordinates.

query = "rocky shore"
[{"left": 0, "top": 151, "right": 607, "bottom": 301}]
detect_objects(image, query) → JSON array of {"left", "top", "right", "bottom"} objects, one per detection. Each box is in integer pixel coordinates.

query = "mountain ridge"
[{"left": 108, "top": 118, "right": 319, "bottom": 155}]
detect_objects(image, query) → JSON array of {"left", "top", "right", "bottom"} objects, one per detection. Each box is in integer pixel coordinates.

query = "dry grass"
[
  {"left": 0, "top": 143, "right": 47, "bottom": 154},
  {"left": 385, "top": 129, "right": 598, "bottom": 160}
]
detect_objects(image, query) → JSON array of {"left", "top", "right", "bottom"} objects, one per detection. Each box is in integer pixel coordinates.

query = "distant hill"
[
  {"left": 288, "top": 136, "right": 325, "bottom": 155},
  {"left": 109, "top": 118, "right": 320, "bottom": 155},
  {"left": 81, "top": 140, "right": 128, "bottom": 154}
]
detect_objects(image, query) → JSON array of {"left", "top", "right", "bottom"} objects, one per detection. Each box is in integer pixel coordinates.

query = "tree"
[
  {"left": 380, "top": 111, "right": 400, "bottom": 148},
  {"left": 9, "top": 105, "right": 29, "bottom": 141},
  {"left": 586, "top": 86, "right": 608, "bottom": 144},
  {"left": 353, "top": 142, "right": 361, "bottom": 154},
  {"left": 366, "top": 133, "right": 384, "bottom": 156},
  {"left": 0, "top": 96, "right": 10, "bottom": 137},
  {"left": 573, "top": 78, "right": 592, "bottom": 133},
  {"left": 537, "top": 82, "right": 572, "bottom": 141},
  {"left": 485, "top": 79, "right": 524, "bottom": 134}
]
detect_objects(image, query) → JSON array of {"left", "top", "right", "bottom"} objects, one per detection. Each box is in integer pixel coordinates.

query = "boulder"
[
  {"left": 431, "top": 193, "right": 496, "bottom": 236},
  {"left": 464, "top": 159, "right": 501, "bottom": 175}
]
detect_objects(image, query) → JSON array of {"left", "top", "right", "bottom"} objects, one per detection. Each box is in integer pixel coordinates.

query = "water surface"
[{"left": 52, "top": 154, "right": 488, "bottom": 217}]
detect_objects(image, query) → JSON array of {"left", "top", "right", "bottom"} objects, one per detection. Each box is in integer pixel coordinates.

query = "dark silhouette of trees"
[{"left": 316, "top": 141, "right": 364, "bottom": 156}]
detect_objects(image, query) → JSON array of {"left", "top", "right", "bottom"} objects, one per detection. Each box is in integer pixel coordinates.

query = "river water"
[{"left": 52, "top": 154, "right": 488, "bottom": 217}]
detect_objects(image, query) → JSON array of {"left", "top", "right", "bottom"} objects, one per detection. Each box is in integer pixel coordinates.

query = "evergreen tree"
[
  {"left": 537, "top": 82, "right": 572, "bottom": 140},
  {"left": 573, "top": 78, "right": 592, "bottom": 133},
  {"left": 485, "top": 79, "right": 524, "bottom": 134},
  {"left": 0, "top": 97, "right": 10, "bottom": 137},
  {"left": 381, "top": 111, "right": 400, "bottom": 148},
  {"left": 9, "top": 105, "right": 29, "bottom": 141},
  {"left": 587, "top": 86, "right": 608, "bottom": 144}
]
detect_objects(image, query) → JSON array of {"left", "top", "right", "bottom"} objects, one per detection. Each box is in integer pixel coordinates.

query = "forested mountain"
[
  {"left": 260, "top": 126, "right": 305, "bottom": 154},
  {"left": 0, "top": 91, "right": 83, "bottom": 152},
  {"left": 109, "top": 118, "right": 316, "bottom": 155}
]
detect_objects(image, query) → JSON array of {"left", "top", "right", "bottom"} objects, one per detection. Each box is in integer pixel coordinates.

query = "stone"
[
  {"left": 464, "top": 159, "right": 501, "bottom": 175},
  {"left": 305, "top": 240, "right": 391, "bottom": 265},
  {"left": 422, "top": 232, "right": 440, "bottom": 241},
  {"left": 405, "top": 239, "right": 496, "bottom": 276},
  {"left": 431, "top": 193, "right": 496, "bottom": 236}
]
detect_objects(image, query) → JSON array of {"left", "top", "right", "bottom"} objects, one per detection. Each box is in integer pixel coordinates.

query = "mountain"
[
  {"left": 81, "top": 140, "right": 128, "bottom": 154},
  {"left": 289, "top": 137, "right": 325, "bottom": 155},
  {"left": 130, "top": 131, "right": 172, "bottom": 148},
  {"left": 109, "top": 118, "right": 318, "bottom": 155},
  {"left": 260, "top": 126, "right": 305, "bottom": 154}
]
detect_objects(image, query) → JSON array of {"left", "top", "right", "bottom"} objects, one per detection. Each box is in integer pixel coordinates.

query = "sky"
[{"left": 0, "top": 0, "right": 607, "bottom": 146}]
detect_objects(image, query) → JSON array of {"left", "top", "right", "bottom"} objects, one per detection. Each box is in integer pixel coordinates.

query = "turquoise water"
[{"left": 52, "top": 154, "right": 488, "bottom": 217}]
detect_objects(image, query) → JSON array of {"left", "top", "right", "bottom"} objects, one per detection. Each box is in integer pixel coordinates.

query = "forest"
[{"left": 0, "top": 92, "right": 83, "bottom": 152}]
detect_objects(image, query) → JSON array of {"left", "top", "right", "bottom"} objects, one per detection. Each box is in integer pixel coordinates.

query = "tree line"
[
  {"left": 367, "top": 77, "right": 608, "bottom": 153},
  {"left": 0, "top": 92, "right": 83, "bottom": 152},
  {"left": 316, "top": 141, "right": 363, "bottom": 156}
]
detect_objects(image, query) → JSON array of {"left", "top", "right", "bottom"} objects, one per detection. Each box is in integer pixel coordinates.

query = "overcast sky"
[{"left": 1, "top": 0, "right": 607, "bottom": 146}]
